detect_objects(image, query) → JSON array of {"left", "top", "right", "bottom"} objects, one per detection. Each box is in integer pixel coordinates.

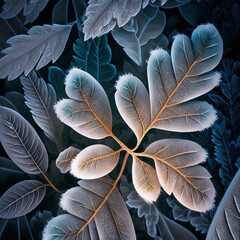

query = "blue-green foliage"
[
  {"left": 209, "top": 59, "right": 240, "bottom": 188},
  {"left": 167, "top": 198, "right": 213, "bottom": 234},
  {"left": 121, "top": 176, "right": 197, "bottom": 239},
  {"left": 48, "top": 66, "right": 66, "bottom": 100},
  {"left": 73, "top": 32, "right": 116, "bottom": 83},
  {"left": 211, "top": 121, "right": 239, "bottom": 188}
]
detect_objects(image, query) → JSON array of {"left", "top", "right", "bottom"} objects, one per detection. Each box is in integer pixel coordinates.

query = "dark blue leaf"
[
  {"left": 178, "top": 0, "right": 214, "bottom": 26},
  {"left": 72, "top": 0, "right": 87, "bottom": 30},
  {"left": 73, "top": 33, "right": 116, "bottom": 83},
  {"left": 30, "top": 210, "right": 52, "bottom": 239},
  {"left": 0, "top": 0, "right": 48, "bottom": 24},
  {"left": 5, "top": 91, "right": 33, "bottom": 123},
  {"left": 0, "top": 157, "right": 25, "bottom": 175},
  {"left": 121, "top": 176, "right": 197, "bottom": 239},
  {"left": 0, "top": 17, "right": 27, "bottom": 54},
  {"left": 52, "top": 0, "right": 69, "bottom": 25},
  {"left": 0, "top": 96, "right": 17, "bottom": 111},
  {"left": 48, "top": 66, "right": 66, "bottom": 100},
  {"left": 212, "top": 119, "right": 238, "bottom": 188},
  {"left": 0, "top": 215, "right": 34, "bottom": 240},
  {"left": 166, "top": 198, "right": 212, "bottom": 234}
]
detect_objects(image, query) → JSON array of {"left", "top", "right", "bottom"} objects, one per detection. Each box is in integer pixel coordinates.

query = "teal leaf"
[{"left": 73, "top": 33, "right": 116, "bottom": 83}]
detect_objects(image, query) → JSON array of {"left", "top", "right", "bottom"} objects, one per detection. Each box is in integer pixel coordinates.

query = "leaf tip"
[
  {"left": 150, "top": 48, "right": 167, "bottom": 57},
  {"left": 65, "top": 67, "right": 81, "bottom": 85},
  {"left": 214, "top": 71, "right": 222, "bottom": 87},
  {"left": 115, "top": 73, "right": 134, "bottom": 91}
]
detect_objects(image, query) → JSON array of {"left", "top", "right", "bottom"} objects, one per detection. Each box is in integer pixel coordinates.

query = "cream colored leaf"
[
  {"left": 55, "top": 68, "right": 112, "bottom": 139},
  {"left": 144, "top": 139, "right": 215, "bottom": 212},
  {"left": 56, "top": 146, "right": 81, "bottom": 174},
  {"left": 115, "top": 74, "right": 151, "bottom": 142},
  {"left": 71, "top": 144, "right": 120, "bottom": 179},
  {"left": 153, "top": 101, "right": 217, "bottom": 132},
  {"left": 57, "top": 178, "right": 136, "bottom": 240},
  {"left": 132, "top": 156, "right": 160, "bottom": 203}
]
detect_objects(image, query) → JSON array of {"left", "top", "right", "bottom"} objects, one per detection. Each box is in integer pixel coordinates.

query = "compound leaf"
[
  {"left": 56, "top": 146, "right": 81, "bottom": 174},
  {"left": 0, "top": 24, "right": 72, "bottom": 80},
  {"left": 71, "top": 145, "right": 120, "bottom": 179},
  {"left": 115, "top": 74, "right": 151, "bottom": 142},
  {"left": 144, "top": 139, "right": 215, "bottom": 212},
  {"left": 132, "top": 156, "right": 160, "bottom": 203},
  {"left": 147, "top": 24, "right": 222, "bottom": 133},
  {"left": 55, "top": 68, "right": 112, "bottom": 139},
  {"left": 44, "top": 178, "right": 136, "bottom": 239},
  {"left": 20, "top": 70, "right": 63, "bottom": 148},
  {"left": 0, "top": 180, "right": 46, "bottom": 219},
  {"left": 206, "top": 169, "right": 240, "bottom": 240},
  {"left": 0, "top": 106, "right": 48, "bottom": 174}
]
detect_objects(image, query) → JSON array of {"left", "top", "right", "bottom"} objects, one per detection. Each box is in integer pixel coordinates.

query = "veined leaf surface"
[
  {"left": 0, "top": 180, "right": 46, "bottom": 219},
  {"left": 115, "top": 74, "right": 151, "bottom": 142},
  {"left": 0, "top": 24, "right": 72, "bottom": 80},
  {"left": 132, "top": 156, "right": 160, "bottom": 203},
  {"left": 43, "top": 214, "right": 97, "bottom": 240},
  {"left": 44, "top": 178, "right": 136, "bottom": 240},
  {"left": 0, "top": 106, "right": 48, "bottom": 174},
  {"left": 154, "top": 101, "right": 217, "bottom": 132},
  {"left": 20, "top": 70, "right": 63, "bottom": 148},
  {"left": 71, "top": 145, "right": 120, "bottom": 179},
  {"left": 206, "top": 169, "right": 240, "bottom": 240},
  {"left": 73, "top": 33, "right": 116, "bottom": 82},
  {"left": 55, "top": 68, "right": 112, "bottom": 139},
  {"left": 147, "top": 24, "right": 222, "bottom": 133},
  {"left": 144, "top": 139, "right": 215, "bottom": 212},
  {"left": 83, "top": 0, "right": 150, "bottom": 40}
]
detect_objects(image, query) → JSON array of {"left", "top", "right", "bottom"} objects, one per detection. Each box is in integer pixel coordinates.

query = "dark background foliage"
[{"left": 0, "top": 0, "right": 239, "bottom": 239}]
